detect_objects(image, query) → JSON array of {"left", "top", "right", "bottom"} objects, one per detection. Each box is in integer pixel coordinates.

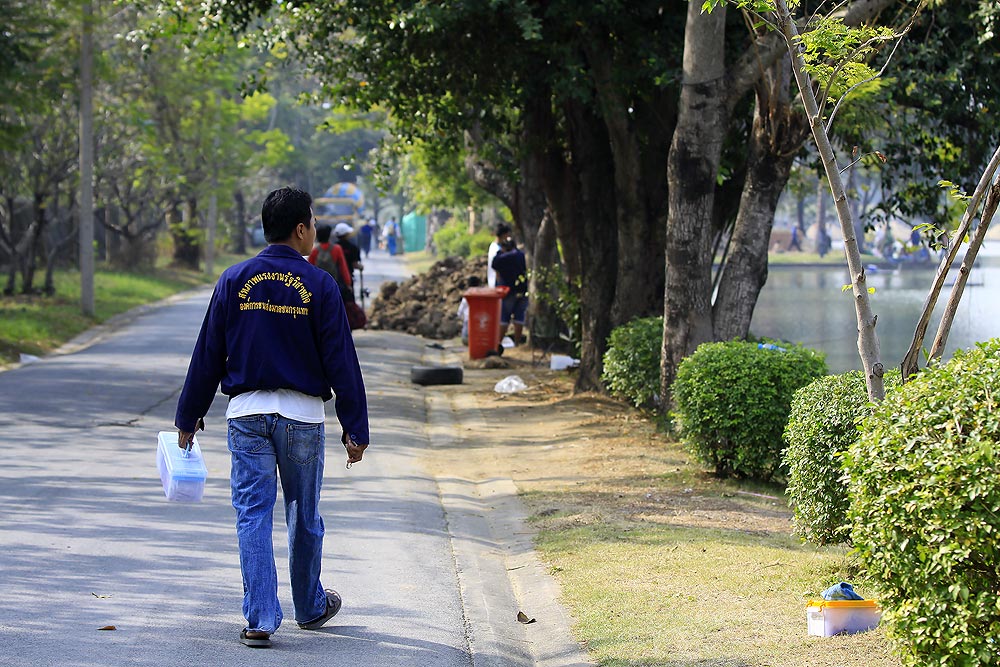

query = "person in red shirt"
[{"left": 308, "top": 224, "right": 352, "bottom": 291}]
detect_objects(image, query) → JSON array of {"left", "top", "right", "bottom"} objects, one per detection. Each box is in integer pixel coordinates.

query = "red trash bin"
[{"left": 464, "top": 286, "right": 509, "bottom": 359}]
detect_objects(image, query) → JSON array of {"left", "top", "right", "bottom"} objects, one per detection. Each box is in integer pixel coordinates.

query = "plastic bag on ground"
[
  {"left": 550, "top": 355, "right": 579, "bottom": 371},
  {"left": 494, "top": 375, "right": 528, "bottom": 393}
]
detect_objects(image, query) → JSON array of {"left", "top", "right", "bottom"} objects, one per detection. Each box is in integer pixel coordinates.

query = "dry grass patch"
[{"left": 429, "top": 353, "right": 900, "bottom": 667}]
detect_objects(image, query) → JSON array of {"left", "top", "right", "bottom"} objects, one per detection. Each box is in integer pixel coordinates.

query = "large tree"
[{"left": 201, "top": 0, "right": 991, "bottom": 399}]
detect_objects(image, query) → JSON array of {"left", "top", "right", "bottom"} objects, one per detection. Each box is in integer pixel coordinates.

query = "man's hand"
[
  {"left": 178, "top": 418, "right": 205, "bottom": 450},
  {"left": 342, "top": 431, "right": 368, "bottom": 467}
]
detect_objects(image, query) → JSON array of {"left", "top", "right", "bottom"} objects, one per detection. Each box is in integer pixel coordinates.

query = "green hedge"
[
  {"left": 602, "top": 316, "right": 662, "bottom": 408},
  {"left": 783, "top": 369, "right": 899, "bottom": 545},
  {"left": 672, "top": 340, "right": 826, "bottom": 481},
  {"left": 433, "top": 222, "right": 494, "bottom": 259},
  {"left": 846, "top": 340, "right": 1000, "bottom": 666}
]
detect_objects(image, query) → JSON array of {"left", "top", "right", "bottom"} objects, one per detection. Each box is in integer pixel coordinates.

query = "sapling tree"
[
  {"left": 705, "top": 0, "right": 903, "bottom": 400},
  {"left": 709, "top": 0, "right": 1000, "bottom": 399},
  {"left": 900, "top": 145, "right": 1000, "bottom": 380}
]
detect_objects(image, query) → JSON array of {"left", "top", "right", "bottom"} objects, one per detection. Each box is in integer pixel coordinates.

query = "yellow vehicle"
[{"left": 314, "top": 182, "right": 365, "bottom": 227}]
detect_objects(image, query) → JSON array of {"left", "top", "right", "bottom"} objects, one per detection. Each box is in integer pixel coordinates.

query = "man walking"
[
  {"left": 491, "top": 235, "right": 529, "bottom": 348},
  {"left": 175, "top": 186, "right": 369, "bottom": 649}
]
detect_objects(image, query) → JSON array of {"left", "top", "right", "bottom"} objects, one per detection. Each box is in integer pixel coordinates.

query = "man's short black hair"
[
  {"left": 261, "top": 187, "right": 313, "bottom": 243},
  {"left": 316, "top": 224, "right": 332, "bottom": 244},
  {"left": 500, "top": 236, "right": 516, "bottom": 251},
  {"left": 494, "top": 222, "right": 511, "bottom": 238}
]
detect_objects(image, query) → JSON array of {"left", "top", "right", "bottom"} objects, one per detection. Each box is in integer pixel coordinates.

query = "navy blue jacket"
[
  {"left": 175, "top": 244, "right": 369, "bottom": 444},
  {"left": 491, "top": 248, "right": 528, "bottom": 296}
]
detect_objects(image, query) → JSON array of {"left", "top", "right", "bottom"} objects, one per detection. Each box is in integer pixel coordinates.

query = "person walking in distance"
[
  {"left": 174, "top": 186, "right": 369, "bottom": 649},
  {"left": 358, "top": 217, "right": 375, "bottom": 258},
  {"left": 491, "top": 235, "right": 529, "bottom": 349},
  {"left": 333, "top": 222, "right": 364, "bottom": 290},
  {"left": 382, "top": 216, "right": 400, "bottom": 255}
]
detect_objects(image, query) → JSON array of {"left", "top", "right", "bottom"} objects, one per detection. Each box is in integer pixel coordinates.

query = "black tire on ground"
[{"left": 410, "top": 365, "right": 464, "bottom": 386}]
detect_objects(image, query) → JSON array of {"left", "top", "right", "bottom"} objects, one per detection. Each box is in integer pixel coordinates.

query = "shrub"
[
  {"left": 672, "top": 340, "right": 826, "bottom": 481},
  {"left": 602, "top": 316, "right": 663, "bottom": 408},
  {"left": 531, "top": 263, "right": 582, "bottom": 357},
  {"left": 433, "top": 222, "right": 493, "bottom": 259},
  {"left": 846, "top": 339, "right": 1000, "bottom": 666},
  {"left": 783, "top": 369, "right": 900, "bottom": 545}
]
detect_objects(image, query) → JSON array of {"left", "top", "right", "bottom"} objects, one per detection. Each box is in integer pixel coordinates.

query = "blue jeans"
[{"left": 227, "top": 414, "right": 329, "bottom": 633}]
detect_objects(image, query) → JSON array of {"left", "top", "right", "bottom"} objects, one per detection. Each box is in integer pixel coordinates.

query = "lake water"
[{"left": 750, "top": 246, "right": 1000, "bottom": 373}]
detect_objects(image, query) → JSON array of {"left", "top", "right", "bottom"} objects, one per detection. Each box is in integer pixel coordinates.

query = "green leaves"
[
  {"left": 848, "top": 339, "right": 1000, "bottom": 665},
  {"left": 938, "top": 179, "right": 971, "bottom": 202},
  {"left": 602, "top": 316, "right": 663, "bottom": 409},
  {"left": 672, "top": 340, "right": 826, "bottom": 481},
  {"left": 783, "top": 369, "right": 900, "bottom": 545},
  {"left": 701, "top": 0, "right": 777, "bottom": 15},
  {"left": 796, "top": 17, "right": 897, "bottom": 96}
]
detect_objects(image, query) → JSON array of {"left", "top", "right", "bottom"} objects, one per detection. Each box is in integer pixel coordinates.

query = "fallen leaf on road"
[
  {"left": 516, "top": 611, "right": 536, "bottom": 624},
  {"left": 98, "top": 626, "right": 116, "bottom": 631}
]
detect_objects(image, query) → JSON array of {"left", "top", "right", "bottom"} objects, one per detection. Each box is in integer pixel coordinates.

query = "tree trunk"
[
  {"left": 171, "top": 197, "right": 201, "bottom": 269},
  {"left": 928, "top": 184, "right": 1000, "bottom": 358},
  {"left": 233, "top": 190, "right": 247, "bottom": 254},
  {"left": 587, "top": 43, "right": 667, "bottom": 327},
  {"left": 796, "top": 194, "right": 806, "bottom": 235},
  {"left": 660, "top": 2, "right": 728, "bottom": 404},
  {"left": 21, "top": 192, "right": 48, "bottom": 294},
  {"left": 902, "top": 143, "right": 1000, "bottom": 379},
  {"left": 776, "top": 0, "right": 884, "bottom": 400},
  {"left": 528, "top": 94, "right": 583, "bottom": 287},
  {"left": 563, "top": 98, "right": 618, "bottom": 392},
  {"left": 713, "top": 89, "right": 802, "bottom": 340}
]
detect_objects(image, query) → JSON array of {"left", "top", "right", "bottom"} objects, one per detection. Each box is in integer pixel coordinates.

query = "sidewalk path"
[{"left": 0, "top": 250, "right": 590, "bottom": 667}]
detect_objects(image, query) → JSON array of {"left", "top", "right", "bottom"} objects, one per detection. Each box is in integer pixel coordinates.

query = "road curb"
[
  {"left": 0, "top": 285, "right": 214, "bottom": 376},
  {"left": 423, "top": 344, "right": 593, "bottom": 667}
]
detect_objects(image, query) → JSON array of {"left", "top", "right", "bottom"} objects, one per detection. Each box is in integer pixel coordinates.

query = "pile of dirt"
[{"left": 368, "top": 255, "right": 487, "bottom": 339}]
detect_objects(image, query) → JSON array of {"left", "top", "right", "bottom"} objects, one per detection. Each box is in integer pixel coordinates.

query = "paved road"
[{"left": 0, "top": 250, "right": 590, "bottom": 667}]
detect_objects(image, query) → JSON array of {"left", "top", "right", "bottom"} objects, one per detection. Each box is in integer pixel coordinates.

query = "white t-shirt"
[
  {"left": 487, "top": 240, "right": 501, "bottom": 287},
  {"left": 226, "top": 388, "right": 325, "bottom": 424}
]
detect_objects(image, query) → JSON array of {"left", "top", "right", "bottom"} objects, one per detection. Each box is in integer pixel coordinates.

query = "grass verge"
[
  {"left": 0, "top": 252, "right": 249, "bottom": 366},
  {"left": 432, "top": 359, "right": 901, "bottom": 667}
]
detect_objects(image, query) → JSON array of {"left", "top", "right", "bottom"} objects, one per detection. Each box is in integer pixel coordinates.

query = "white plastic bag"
[
  {"left": 494, "top": 375, "right": 528, "bottom": 393},
  {"left": 550, "top": 355, "right": 579, "bottom": 371}
]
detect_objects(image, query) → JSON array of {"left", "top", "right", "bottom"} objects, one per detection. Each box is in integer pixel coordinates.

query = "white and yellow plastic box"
[
  {"left": 806, "top": 599, "right": 881, "bottom": 637},
  {"left": 156, "top": 431, "right": 208, "bottom": 502}
]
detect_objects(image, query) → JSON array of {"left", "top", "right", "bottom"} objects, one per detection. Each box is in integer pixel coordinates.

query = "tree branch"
[{"left": 727, "top": 0, "right": 897, "bottom": 115}]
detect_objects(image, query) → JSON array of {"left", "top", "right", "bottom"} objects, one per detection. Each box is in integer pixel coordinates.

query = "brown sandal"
[{"left": 240, "top": 629, "right": 272, "bottom": 648}]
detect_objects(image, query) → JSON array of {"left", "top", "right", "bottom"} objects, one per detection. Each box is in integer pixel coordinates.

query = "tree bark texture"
[
  {"left": 586, "top": 41, "right": 669, "bottom": 327},
  {"left": 169, "top": 198, "right": 201, "bottom": 269},
  {"left": 233, "top": 190, "right": 247, "bottom": 255},
  {"left": 660, "top": 3, "right": 728, "bottom": 403},
  {"left": 930, "top": 184, "right": 999, "bottom": 358},
  {"left": 563, "top": 98, "right": 619, "bottom": 392},
  {"left": 902, "top": 143, "right": 1000, "bottom": 378},
  {"left": 714, "top": 58, "right": 808, "bottom": 341}
]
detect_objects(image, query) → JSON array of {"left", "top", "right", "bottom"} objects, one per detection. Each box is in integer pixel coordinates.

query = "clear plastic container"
[
  {"left": 806, "top": 599, "right": 881, "bottom": 636},
  {"left": 156, "top": 431, "right": 208, "bottom": 502}
]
